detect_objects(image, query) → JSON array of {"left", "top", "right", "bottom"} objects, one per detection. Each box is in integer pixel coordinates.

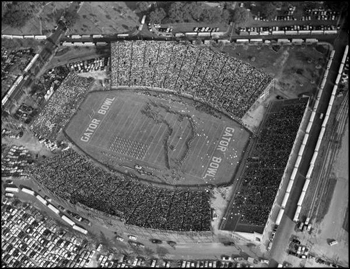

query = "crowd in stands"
[
  {"left": 30, "top": 73, "right": 94, "bottom": 141},
  {"left": 26, "top": 149, "right": 211, "bottom": 232},
  {"left": 232, "top": 98, "right": 308, "bottom": 226},
  {"left": 110, "top": 41, "right": 272, "bottom": 119}
]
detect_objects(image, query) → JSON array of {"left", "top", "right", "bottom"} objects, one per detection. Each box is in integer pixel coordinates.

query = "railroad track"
[{"left": 308, "top": 91, "right": 348, "bottom": 224}]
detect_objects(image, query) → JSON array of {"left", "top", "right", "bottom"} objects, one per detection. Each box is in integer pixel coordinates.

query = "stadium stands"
[
  {"left": 26, "top": 149, "right": 211, "bottom": 232},
  {"left": 30, "top": 73, "right": 94, "bottom": 141},
  {"left": 110, "top": 41, "right": 272, "bottom": 119},
  {"left": 231, "top": 98, "right": 308, "bottom": 226}
]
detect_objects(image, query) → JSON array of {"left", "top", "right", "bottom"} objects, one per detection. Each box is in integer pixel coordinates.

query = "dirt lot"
[
  {"left": 1, "top": 2, "right": 139, "bottom": 35},
  {"left": 69, "top": 2, "right": 140, "bottom": 35},
  {"left": 221, "top": 43, "right": 329, "bottom": 98}
]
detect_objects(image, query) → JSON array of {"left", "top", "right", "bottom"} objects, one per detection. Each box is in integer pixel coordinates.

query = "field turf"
[{"left": 65, "top": 89, "right": 250, "bottom": 186}]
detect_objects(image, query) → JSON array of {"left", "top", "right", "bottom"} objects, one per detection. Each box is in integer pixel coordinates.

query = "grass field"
[{"left": 65, "top": 89, "right": 250, "bottom": 186}]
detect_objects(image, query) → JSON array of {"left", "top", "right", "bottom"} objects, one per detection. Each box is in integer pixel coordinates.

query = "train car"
[
  {"left": 2, "top": 34, "right": 13, "bottom": 39},
  {"left": 83, "top": 42, "right": 94, "bottom": 46},
  {"left": 299, "top": 144, "right": 306, "bottom": 157},
  {"left": 310, "top": 152, "right": 318, "bottom": 165},
  {"left": 306, "top": 121, "right": 313, "bottom": 133},
  {"left": 23, "top": 35, "right": 35, "bottom": 39},
  {"left": 310, "top": 30, "right": 323, "bottom": 35},
  {"left": 185, "top": 32, "right": 198, "bottom": 37},
  {"left": 324, "top": 30, "right": 337, "bottom": 34},
  {"left": 236, "top": 39, "right": 249, "bottom": 43},
  {"left": 297, "top": 191, "right": 306, "bottom": 206},
  {"left": 141, "top": 15, "right": 146, "bottom": 25},
  {"left": 295, "top": 156, "right": 302, "bottom": 168},
  {"left": 315, "top": 136, "right": 323, "bottom": 152},
  {"left": 338, "top": 62, "right": 345, "bottom": 75},
  {"left": 71, "top": 35, "right": 81, "bottom": 39},
  {"left": 34, "top": 35, "right": 47, "bottom": 40},
  {"left": 47, "top": 204, "right": 60, "bottom": 214},
  {"left": 292, "top": 39, "right": 304, "bottom": 44},
  {"left": 197, "top": 32, "right": 211, "bottom": 37},
  {"left": 293, "top": 205, "right": 302, "bottom": 222},
  {"left": 335, "top": 73, "right": 341, "bottom": 85},
  {"left": 175, "top": 33, "right": 185, "bottom": 37},
  {"left": 81, "top": 34, "right": 91, "bottom": 38},
  {"left": 298, "top": 30, "right": 311, "bottom": 35},
  {"left": 95, "top": 42, "right": 108, "bottom": 46},
  {"left": 73, "top": 224, "right": 88, "bottom": 234},
  {"left": 276, "top": 208, "right": 285, "bottom": 225},
  {"left": 24, "top": 54, "right": 40, "bottom": 73},
  {"left": 310, "top": 111, "right": 316, "bottom": 122},
  {"left": 35, "top": 194, "right": 47, "bottom": 205},
  {"left": 12, "top": 35, "right": 24, "bottom": 39},
  {"left": 305, "top": 38, "right": 318, "bottom": 43},
  {"left": 5, "top": 187, "right": 19, "bottom": 193},
  {"left": 281, "top": 193, "right": 290, "bottom": 209},
  {"left": 21, "top": 187, "right": 35, "bottom": 196},
  {"left": 302, "top": 134, "right": 309, "bottom": 145},
  {"left": 250, "top": 38, "right": 263, "bottom": 42},
  {"left": 285, "top": 30, "right": 298, "bottom": 35},
  {"left": 330, "top": 50, "right": 335, "bottom": 59},
  {"left": 303, "top": 179, "right": 311, "bottom": 192},
  {"left": 117, "top": 33, "right": 129, "bottom": 38},
  {"left": 272, "top": 30, "right": 285, "bottom": 35},
  {"left": 61, "top": 215, "right": 75, "bottom": 226},
  {"left": 326, "top": 60, "right": 332, "bottom": 70},
  {"left": 306, "top": 165, "right": 314, "bottom": 178},
  {"left": 286, "top": 180, "right": 294, "bottom": 193},
  {"left": 291, "top": 167, "right": 298, "bottom": 181},
  {"left": 92, "top": 34, "right": 103, "bottom": 38},
  {"left": 277, "top": 39, "right": 291, "bottom": 43},
  {"left": 326, "top": 104, "right": 332, "bottom": 116},
  {"left": 322, "top": 115, "right": 329, "bottom": 127}
]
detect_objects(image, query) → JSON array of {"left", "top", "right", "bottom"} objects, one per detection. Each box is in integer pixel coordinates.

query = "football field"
[{"left": 65, "top": 90, "right": 250, "bottom": 186}]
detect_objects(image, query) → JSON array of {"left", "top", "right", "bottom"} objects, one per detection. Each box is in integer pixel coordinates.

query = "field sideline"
[{"left": 65, "top": 89, "right": 251, "bottom": 186}]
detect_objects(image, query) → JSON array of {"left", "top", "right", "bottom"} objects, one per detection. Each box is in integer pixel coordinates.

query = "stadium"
[{"left": 27, "top": 40, "right": 308, "bottom": 243}]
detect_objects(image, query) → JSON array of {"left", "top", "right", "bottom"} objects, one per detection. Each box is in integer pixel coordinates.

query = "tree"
[
  {"left": 260, "top": 3, "right": 277, "bottom": 20},
  {"left": 156, "top": 246, "right": 169, "bottom": 259},
  {"left": 64, "top": 10, "right": 80, "bottom": 27},
  {"left": 186, "top": 2, "right": 203, "bottom": 21},
  {"left": 168, "top": 2, "right": 185, "bottom": 22},
  {"left": 144, "top": 247, "right": 155, "bottom": 257},
  {"left": 136, "top": 2, "right": 150, "bottom": 12},
  {"left": 2, "top": 2, "right": 34, "bottom": 28},
  {"left": 221, "top": 9, "right": 231, "bottom": 24},
  {"left": 149, "top": 8, "right": 166, "bottom": 24},
  {"left": 231, "top": 7, "right": 250, "bottom": 26}
]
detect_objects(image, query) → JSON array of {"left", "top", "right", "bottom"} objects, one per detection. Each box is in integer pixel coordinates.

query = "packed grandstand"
[
  {"left": 222, "top": 98, "right": 308, "bottom": 230},
  {"left": 26, "top": 149, "right": 211, "bottom": 232},
  {"left": 24, "top": 41, "right": 308, "bottom": 233},
  {"left": 110, "top": 41, "right": 273, "bottom": 119}
]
